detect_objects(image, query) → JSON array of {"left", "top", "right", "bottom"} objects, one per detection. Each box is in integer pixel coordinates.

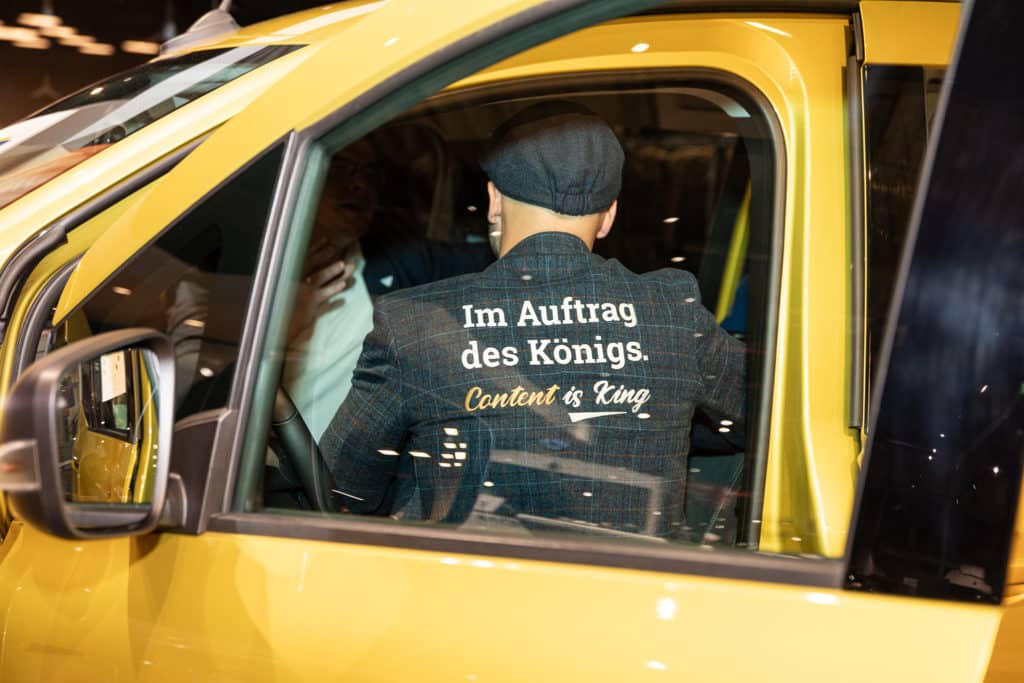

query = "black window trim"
[
  {"left": 10, "top": 258, "right": 78, "bottom": 382},
  {"left": 213, "top": 511, "right": 844, "bottom": 587},
  {"left": 846, "top": 14, "right": 867, "bottom": 431}
]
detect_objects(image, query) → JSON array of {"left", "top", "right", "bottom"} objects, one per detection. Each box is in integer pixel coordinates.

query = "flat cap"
[{"left": 480, "top": 102, "right": 624, "bottom": 216}]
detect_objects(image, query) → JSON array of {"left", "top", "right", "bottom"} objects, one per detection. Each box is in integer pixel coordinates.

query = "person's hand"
[
  {"left": 289, "top": 255, "right": 356, "bottom": 341},
  {"left": 305, "top": 257, "right": 356, "bottom": 305}
]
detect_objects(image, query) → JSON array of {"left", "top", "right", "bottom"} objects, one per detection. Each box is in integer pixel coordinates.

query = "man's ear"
[
  {"left": 596, "top": 200, "right": 618, "bottom": 240},
  {"left": 487, "top": 181, "right": 503, "bottom": 223}
]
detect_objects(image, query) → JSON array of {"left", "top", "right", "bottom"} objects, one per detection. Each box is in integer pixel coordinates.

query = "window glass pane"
[
  {"left": 53, "top": 143, "right": 284, "bottom": 419},
  {"left": 864, "top": 65, "right": 945, "bottom": 396},
  {"left": 262, "top": 79, "right": 779, "bottom": 551},
  {"left": 0, "top": 45, "right": 299, "bottom": 209}
]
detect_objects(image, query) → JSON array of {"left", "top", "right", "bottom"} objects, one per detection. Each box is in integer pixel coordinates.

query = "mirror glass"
[{"left": 55, "top": 346, "right": 161, "bottom": 505}]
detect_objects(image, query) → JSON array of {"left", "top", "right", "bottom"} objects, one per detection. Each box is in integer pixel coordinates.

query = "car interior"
[{"left": 267, "top": 78, "right": 779, "bottom": 549}]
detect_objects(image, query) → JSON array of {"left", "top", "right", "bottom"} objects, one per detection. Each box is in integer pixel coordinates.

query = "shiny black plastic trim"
[
  {"left": 226, "top": 131, "right": 305, "bottom": 513},
  {"left": 846, "top": 0, "right": 1024, "bottom": 603},
  {"left": 10, "top": 259, "right": 78, "bottom": 385},
  {"left": 168, "top": 408, "right": 238, "bottom": 534},
  {"left": 208, "top": 512, "right": 844, "bottom": 587},
  {"left": 847, "top": 54, "right": 866, "bottom": 431}
]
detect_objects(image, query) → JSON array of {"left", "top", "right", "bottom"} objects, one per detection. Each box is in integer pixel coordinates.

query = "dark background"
[{"left": 0, "top": 0, "right": 322, "bottom": 125}]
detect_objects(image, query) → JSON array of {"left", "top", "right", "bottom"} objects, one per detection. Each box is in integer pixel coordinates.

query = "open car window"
[{"left": 259, "top": 74, "right": 782, "bottom": 552}]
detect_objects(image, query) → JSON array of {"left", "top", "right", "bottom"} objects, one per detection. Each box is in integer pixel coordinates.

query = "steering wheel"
[{"left": 271, "top": 387, "right": 337, "bottom": 512}]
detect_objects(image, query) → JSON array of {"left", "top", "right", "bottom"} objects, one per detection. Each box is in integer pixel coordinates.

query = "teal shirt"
[{"left": 283, "top": 246, "right": 375, "bottom": 440}]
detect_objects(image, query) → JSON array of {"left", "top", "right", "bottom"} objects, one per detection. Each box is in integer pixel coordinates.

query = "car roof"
[{"left": 169, "top": 1, "right": 387, "bottom": 54}]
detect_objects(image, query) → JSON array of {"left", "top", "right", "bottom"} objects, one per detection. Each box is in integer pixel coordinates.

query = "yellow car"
[{"left": 1, "top": 0, "right": 1022, "bottom": 680}]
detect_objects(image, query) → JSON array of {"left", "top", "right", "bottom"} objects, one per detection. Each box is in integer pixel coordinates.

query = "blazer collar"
[{"left": 488, "top": 231, "right": 601, "bottom": 283}]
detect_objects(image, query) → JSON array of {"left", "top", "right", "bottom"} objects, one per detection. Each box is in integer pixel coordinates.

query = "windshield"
[{"left": 0, "top": 44, "right": 299, "bottom": 210}]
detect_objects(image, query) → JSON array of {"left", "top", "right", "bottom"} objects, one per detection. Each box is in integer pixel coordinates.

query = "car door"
[{"left": 1, "top": 1, "right": 1015, "bottom": 681}]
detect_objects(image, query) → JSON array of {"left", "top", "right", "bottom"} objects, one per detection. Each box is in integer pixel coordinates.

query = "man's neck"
[{"left": 499, "top": 204, "right": 601, "bottom": 257}]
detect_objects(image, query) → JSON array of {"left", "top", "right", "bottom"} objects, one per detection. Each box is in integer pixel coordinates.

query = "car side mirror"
[{"left": 0, "top": 328, "right": 174, "bottom": 539}]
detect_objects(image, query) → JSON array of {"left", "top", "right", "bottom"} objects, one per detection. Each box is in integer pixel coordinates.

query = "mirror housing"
[{"left": 0, "top": 328, "right": 174, "bottom": 539}]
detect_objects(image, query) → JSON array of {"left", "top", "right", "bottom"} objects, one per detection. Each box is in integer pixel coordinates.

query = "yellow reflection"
[
  {"left": 805, "top": 592, "right": 839, "bottom": 605},
  {"left": 655, "top": 597, "right": 677, "bottom": 621},
  {"left": 745, "top": 21, "right": 792, "bottom": 37}
]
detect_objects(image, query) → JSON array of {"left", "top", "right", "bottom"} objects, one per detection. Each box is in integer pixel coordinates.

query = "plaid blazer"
[{"left": 321, "top": 231, "right": 746, "bottom": 538}]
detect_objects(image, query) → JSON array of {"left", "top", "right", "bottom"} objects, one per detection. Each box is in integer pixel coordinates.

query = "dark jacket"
[
  {"left": 361, "top": 211, "right": 493, "bottom": 295},
  {"left": 321, "top": 231, "right": 746, "bottom": 537}
]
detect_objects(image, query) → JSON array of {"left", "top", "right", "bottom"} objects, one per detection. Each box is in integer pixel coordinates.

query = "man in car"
[
  {"left": 282, "top": 138, "right": 493, "bottom": 440},
  {"left": 320, "top": 104, "right": 746, "bottom": 537}
]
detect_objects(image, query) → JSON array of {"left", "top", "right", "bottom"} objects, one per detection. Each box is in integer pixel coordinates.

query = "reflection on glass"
[
  {"left": 55, "top": 347, "right": 160, "bottom": 505},
  {"left": 0, "top": 45, "right": 300, "bottom": 209}
]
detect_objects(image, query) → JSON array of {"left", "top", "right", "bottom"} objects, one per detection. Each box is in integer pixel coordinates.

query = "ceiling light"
[
  {"left": 59, "top": 34, "right": 94, "bottom": 47},
  {"left": 39, "top": 24, "right": 76, "bottom": 38},
  {"left": 13, "top": 37, "right": 50, "bottom": 49},
  {"left": 121, "top": 40, "right": 159, "bottom": 55},
  {"left": 0, "top": 26, "right": 38, "bottom": 42},
  {"left": 17, "top": 12, "right": 61, "bottom": 28},
  {"left": 79, "top": 43, "right": 115, "bottom": 56}
]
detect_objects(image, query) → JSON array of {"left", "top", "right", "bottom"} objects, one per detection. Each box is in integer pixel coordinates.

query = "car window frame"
[{"left": 206, "top": 50, "right": 851, "bottom": 588}]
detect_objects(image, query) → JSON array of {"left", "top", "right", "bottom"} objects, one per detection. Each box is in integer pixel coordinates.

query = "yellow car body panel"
[
  {"left": 132, "top": 360, "right": 158, "bottom": 504},
  {"left": 860, "top": 0, "right": 961, "bottom": 65},
  {"left": 0, "top": 521, "right": 1010, "bottom": 682},
  {"left": 1008, "top": 499, "right": 1024, "bottom": 597},
  {"left": 73, "top": 416, "right": 138, "bottom": 502},
  {"left": 716, "top": 186, "right": 751, "bottom": 323},
  {"left": 174, "top": 0, "right": 388, "bottom": 51}
]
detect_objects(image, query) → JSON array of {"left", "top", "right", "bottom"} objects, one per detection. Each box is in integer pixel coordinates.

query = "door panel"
[{"left": 0, "top": 521, "right": 1002, "bottom": 681}]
